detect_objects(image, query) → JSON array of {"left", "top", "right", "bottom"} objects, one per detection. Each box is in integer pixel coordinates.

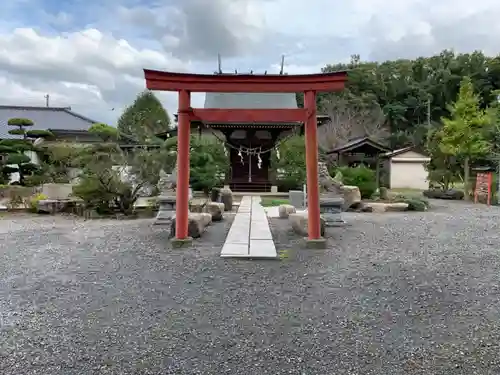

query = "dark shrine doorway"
[
  {"left": 229, "top": 147, "right": 270, "bottom": 183},
  {"left": 223, "top": 127, "right": 275, "bottom": 190}
]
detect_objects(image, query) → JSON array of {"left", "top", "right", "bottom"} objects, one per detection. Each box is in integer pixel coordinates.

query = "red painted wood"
[
  {"left": 190, "top": 108, "right": 307, "bottom": 123},
  {"left": 144, "top": 69, "right": 347, "bottom": 93},
  {"left": 175, "top": 90, "right": 191, "bottom": 240},
  {"left": 304, "top": 90, "right": 321, "bottom": 240}
]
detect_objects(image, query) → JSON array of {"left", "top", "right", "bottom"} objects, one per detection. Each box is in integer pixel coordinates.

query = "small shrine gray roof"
[
  {"left": 326, "top": 136, "right": 392, "bottom": 154},
  {"left": 0, "top": 105, "right": 97, "bottom": 139},
  {"left": 204, "top": 93, "right": 298, "bottom": 109}
]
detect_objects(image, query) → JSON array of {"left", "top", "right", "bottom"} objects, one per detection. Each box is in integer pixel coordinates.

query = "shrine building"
[{"left": 157, "top": 91, "right": 331, "bottom": 193}]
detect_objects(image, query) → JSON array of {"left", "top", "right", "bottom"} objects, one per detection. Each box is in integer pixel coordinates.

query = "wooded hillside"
[{"left": 300, "top": 50, "right": 500, "bottom": 149}]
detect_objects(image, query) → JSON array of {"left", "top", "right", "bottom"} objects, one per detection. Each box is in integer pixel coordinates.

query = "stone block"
[
  {"left": 278, "top": 204, "right": 296, "bottom": 219},
  {"left": 289, "top": 190, "right": 305, "bottom": 209},
  {"left": 362, "top": 202, "right": 409, "bottom": 213},
  {"left": 37, "top": 199, "right": 69, "bottom": 214},
  {"left": 199, "top": 212, "right": 213, "bottom": 226},
  {"left": 41, "top": 183, "right": 73, "bottom": 200},
  {"left": 204, "top": 201, "right": 225, "bottom": 221},
  {"left": 289, "top": 212, "right": 325, "bottom": 237},
  {"left": 220, "top": 188, "right": 233, "bottom": 211},
  {"left": 170, "top": 213, "right": 209, "bottom": 239},
  {"left": 171, "top": 237, "right": 193, "bottom": 248},
  {"left": 271, "top": 185, "right": 278, "bottom": 193},
  {"left": 189, "top": 200, "right": 205, "bottom": 213}
]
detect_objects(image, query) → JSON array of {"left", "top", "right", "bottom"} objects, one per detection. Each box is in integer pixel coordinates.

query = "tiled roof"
[
  {"left": 0, "top": 105, "right": 97, "bottom": 139},
  {"left": 204, "top": 93, "right": 298, "bottom": 109},
  {"left": 326, "top": 136, "right": 392, "bottom": 154}
]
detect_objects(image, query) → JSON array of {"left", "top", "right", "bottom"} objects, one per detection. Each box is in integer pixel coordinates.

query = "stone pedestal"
[
  {"left": 289, "top": 190, "right": 305, "bottom": 209},
  {"left": 220, "top": 188, "right": 233, "bottom": 211},
  {"left": 154, "top": 195, "right": 176, "bottom": 225},
  {"left": 271, "top": 185, "right": 278, "bottom": 193},
  {"left": 319, "top": 196, "right": 345, "bottom": 226}
]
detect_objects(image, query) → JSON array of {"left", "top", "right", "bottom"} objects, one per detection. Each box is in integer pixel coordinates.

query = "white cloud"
[
  {"left": 1, "top": 0, "right": 500, "bottom": 125},
  {"left": 0, "top": 27, "right": 189, "bottom": 123}
]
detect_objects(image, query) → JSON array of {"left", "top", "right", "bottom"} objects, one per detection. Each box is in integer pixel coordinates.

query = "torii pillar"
[{"left": 143, "top": 69, "right": 348, "bottom": 248}]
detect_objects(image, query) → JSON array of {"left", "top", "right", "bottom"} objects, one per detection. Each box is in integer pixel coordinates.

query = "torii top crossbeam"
[{"left": 144, "top": 69, "right": 348, "bottom": 93}]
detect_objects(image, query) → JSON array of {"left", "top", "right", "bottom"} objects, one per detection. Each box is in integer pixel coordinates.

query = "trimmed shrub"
[
  {"left": 337, "top": 165, "right": 377, "bottom": 199},
  {"left": 403, "top": 197, "right": 429, "bottom": 211},
  {"left": 8, "top": 118, "right": 34, "bottom": 127},
  {"left": 29, "top": 193, "right": 48, "bottom": 213},
  {"left": 26, "top": 129, "right": 54, "bottom": 139}
]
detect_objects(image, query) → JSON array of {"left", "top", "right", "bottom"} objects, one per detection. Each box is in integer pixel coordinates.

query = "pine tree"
[{"left": 117, "top": 90, "right": 171, "bottom": 143}]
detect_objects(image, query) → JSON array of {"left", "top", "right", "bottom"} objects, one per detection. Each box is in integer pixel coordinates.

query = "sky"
[{"left": 1, "top": 0, "right": 500, "bottom": 124}]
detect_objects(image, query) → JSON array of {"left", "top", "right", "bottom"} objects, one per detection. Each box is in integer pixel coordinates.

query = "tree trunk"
[{"left": 463, "top": 156, "right": 470, "bottom": 201}]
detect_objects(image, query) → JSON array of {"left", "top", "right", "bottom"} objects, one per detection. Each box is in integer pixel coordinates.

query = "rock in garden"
[
  {"left": 341, "top": 185, "right": 361, "bottom": 210},
  {"left": 423, "top": 189, "right": 464, "bottom": 200},
  {"left": 385, "top": 202, "right": 409, "bottom": 212},
  {"left": 288, "top": 212, "right": 325, "bottom": 237},
  {"left": 37, "top": 199, "right": 68, "bottom": 214},
  {"left": 170, "top": 213, "right": 209, "bottom": 239},
  {"left": 220, "top": 188, "right": 233, "bottom": 211},
  {"left": 204, "top": 202, "right": 224, "bottom": 221},
  {"left": 278, "top": 204, "right": 296, "bottom": 219},
  {"left": 199, "top": 212, "right": 212, "bottom": 226},
  {"left": 362, "top": 202, "right": 408, "bottom": 213},
  {"left": 189, "top": 199, "right": 205, "bottom": 213}
]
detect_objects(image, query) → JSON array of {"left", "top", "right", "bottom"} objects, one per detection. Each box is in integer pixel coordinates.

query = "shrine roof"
[
  {"left": 326, "top": 136, "right": 392, "bottom": 155},
  {"left": 204, "top": 93, "right": 298, "bottom": 109}
]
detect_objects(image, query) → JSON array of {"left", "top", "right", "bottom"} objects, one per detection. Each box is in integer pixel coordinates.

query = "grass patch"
[{"left": 260, "top": 198, "right": 289, "bottom": 207}]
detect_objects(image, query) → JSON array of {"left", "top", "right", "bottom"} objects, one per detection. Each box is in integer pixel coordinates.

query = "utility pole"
[
  {"left": 279, "top": 55, "right": 285, "bottom": 75},
  {"left": 44, "top": 94, "right": 50, "bottom": 107}
]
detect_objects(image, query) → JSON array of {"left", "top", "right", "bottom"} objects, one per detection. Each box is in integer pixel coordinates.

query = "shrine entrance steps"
[
  {"left": 221, "top": 196, "right": 277, "bottom": 259},
  {"left": 229, "top": 182, "right": 272, "bottom": 193}
]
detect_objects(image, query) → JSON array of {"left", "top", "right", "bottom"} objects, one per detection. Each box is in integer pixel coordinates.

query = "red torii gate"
[{"left": 144, "top": 69, "right": 348, "bottom": 247}]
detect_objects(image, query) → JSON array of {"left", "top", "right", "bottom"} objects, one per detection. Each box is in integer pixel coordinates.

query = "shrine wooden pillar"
[
  {"left": 304, "top": 90, "right": 321, "bottom": 240},
  {"left": 176, "top": 89, "right": 191, "bottom": 240}
]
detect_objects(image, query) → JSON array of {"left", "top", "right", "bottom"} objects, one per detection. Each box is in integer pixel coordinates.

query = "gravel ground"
[{"left": 1, "top": 201, "right": 500, "bottom": 374}]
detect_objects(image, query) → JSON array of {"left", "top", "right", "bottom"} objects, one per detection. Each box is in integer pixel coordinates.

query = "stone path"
[{"left": 220, "top": 196, "right": 277, "bottom": 258}]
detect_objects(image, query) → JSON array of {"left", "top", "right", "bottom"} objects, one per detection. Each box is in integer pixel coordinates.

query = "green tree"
[
  {"left": 318, "top": 50, "right": 500, "bottom": 150},
  {"left": 438, "top": 76, "right": 492, "bottom": 199},
  {"left": 72, "top": 123, "right": 166, "bottom": 214},
  {"left": 33, "top": 143, "right": 83, "bottom": 185},
  {"left": 89, "top": 122, "right": 119, "bottom": 142},
  {"left": 271, "top": 135, "right": 307, "bottom": 190},
  {"left": 425, "top": 128, "right": 462, "bottom": 190},
  {"left": 189, "top": 136, "right": 229, "bottom": 194},
  {"left": 117, "top": 90, "right": 171, "bottom": 143}
]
